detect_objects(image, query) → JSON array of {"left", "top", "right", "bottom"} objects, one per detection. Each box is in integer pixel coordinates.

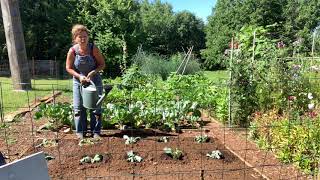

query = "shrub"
[
  {"left": 250, "top": 110, "right": 320, "bottom": 175},
  {"left": 132, "top": 50, "right": 201, "bottom": 80}
]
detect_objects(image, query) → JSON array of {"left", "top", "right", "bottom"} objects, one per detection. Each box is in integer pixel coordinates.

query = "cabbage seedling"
[
  {"left": 206, "top": 150, "right": 224, "bottom": 159},
  {"left": 127, "top": 151, "right": 143, "bottom": 162}
]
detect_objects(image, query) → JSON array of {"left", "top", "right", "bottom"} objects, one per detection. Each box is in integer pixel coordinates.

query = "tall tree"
[
  {"left": 202, "top": 0, "right": 241, "bottom": 69},
  {"left": 19, "top": 0, "right": 73, "bottom": 61},
  {"left": 1, "top": 0, "right": 31, "bottom": 90},
  {"left": 71, "top": 0, "right": 142, "bottom": 76},
  {"left": 203, "top": 0, "right": 320, "bottom": 69},
  {"left": 173, "top": 11, "right": 205, "bottom": 57},
  {"left": 283, "top": 0, "right": 320, "bottom": 55},
  {"left": 140, "top": 0, "right": 175, "bottom": 55}
]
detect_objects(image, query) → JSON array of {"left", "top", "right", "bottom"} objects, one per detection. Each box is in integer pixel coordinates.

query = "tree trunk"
[{"left": 1, "top": 0, "right": 31, "bottom": 90}]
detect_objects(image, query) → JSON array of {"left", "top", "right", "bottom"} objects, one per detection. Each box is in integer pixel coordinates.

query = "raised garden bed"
[
  {"left": 0, "top": 94, "right": 310, "bottom": 179},
  {"left": 0, "top": 109, "right": 264, "bottom": 179},
  {"left": 24, "top": 132, "right": 263, "bottom": 180}
]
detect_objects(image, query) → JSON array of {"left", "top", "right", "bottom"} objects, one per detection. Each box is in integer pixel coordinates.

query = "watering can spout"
[
  {"left": 96, "top": 85, "right": 113, "bottom": 107},
  {"left": 96, "top": 94, "right": 106, "bottom": 107}
]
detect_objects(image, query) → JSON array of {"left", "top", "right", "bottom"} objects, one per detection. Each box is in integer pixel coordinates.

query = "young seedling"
[
  {"left": 80, "top": 156, "right": 92, "bottom": 163},
  {"left": 206, "top": 150, "right": 224, "bottom": 159},
  {"left": 36, "top": 138, "right": 58, "bottom": 148},
  {"left": 44, "top": 153, "right": 55, "bottom": 161},
  {"left": 91, "top": 154, "right": 103, "bottom": 163},
  {"left": 80, "top": 154, "right": 103, "bottom": 164},
  {"left": 163, "top": 147, "right": 183, "bottom": 160},
  {"left": 123, "top": 135, "right": 140, "bottom": 145},
  {"left": 78, "top": 138, "right": 100, "bottom": 147},
  {"left": 195, "top": 135, "right": 209, "bottom": 143},
  {"left": 127, "top": 150, "right": 143, "bottom": 163},
  {"left": 158, "top": 136, "right": 169, "bottom": 143}
]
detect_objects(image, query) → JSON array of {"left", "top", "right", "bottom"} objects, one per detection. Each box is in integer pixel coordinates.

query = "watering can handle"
[
  {"left": 80, "top": 80, "right": 96, "bottom": 94},
  {"left": 89, "top": 80, "right": 96, "bottom": 88}
]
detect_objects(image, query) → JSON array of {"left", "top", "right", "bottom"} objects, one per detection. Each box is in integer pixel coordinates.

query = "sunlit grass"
[
  {"left": 0, "top": 77, "right": 73, "bottom": 114},
  {"left": 203, "top": 70, "right": 229, "bottom": 83}
]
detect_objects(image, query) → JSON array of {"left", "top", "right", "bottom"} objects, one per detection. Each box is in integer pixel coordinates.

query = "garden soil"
[{"left": 0, "top": 96, "right": 311, "bottom": 179}]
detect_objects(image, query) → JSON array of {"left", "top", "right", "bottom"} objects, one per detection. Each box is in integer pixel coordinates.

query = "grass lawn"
[
  {"left": 0, "top": 77, "right": 73, "bottom": 114},
  {"left": 203, "top": 70, "right": 229, "bottom": 83}
]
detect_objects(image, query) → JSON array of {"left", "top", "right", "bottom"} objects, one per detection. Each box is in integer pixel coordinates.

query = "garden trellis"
[{"left": 1, "top": 37, "right": 320, "bottom": 179}]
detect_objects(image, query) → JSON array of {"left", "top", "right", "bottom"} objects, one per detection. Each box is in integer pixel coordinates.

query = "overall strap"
[
  {"left": 89, "top": 43, "right": 96, "bottom": 63},
  {"left": 71, "top": 44, "right": 78, "bottom": 56},
  {"left": 71, "top": 43, "right": 95, "bottom": 61}
]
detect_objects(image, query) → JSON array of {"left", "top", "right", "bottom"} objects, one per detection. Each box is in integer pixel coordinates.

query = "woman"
[{"left": 66, "top": 24, "right": 105, "bottom": 139}]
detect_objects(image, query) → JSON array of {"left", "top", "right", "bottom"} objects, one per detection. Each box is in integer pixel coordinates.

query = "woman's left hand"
[{"left": 86, "top": 70, "right": 97, "bottom": 81}]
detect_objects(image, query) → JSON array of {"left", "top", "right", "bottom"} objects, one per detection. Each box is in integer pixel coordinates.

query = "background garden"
[{"left": 1, "top": 0, "right": 320, "bottom": 179}]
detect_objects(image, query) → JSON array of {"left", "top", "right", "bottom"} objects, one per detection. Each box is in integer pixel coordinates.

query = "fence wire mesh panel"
[{"left": 0, "top": 58, "right": 319, "bottom": 179}]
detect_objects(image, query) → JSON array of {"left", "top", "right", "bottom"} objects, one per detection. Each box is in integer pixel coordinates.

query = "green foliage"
[
  {"left": 202, "top": 0, "right": 242, "bottom": 69},
  {"left": 228, "top": 25, "right": 313, "bottom": 126},
  {"left": 120, "top": 65, "right": 149, "bottom": 90},
  {"left": 163, "top": 147, "right": 183, "bottom": 160},
  {"left": 172, "top": 11, "right": 205, "bottom": 56},
  {"left": 44, "top": 154, "right": 55, "bottom": 161},
  {"left": 195, "top": 135, "right": 209, "bottom": 143},
  {"left": 19, "top": 0, "right": 73, "bottom": 62},
  {"left": 132, "top": 51, "right": 201, "bottom": 80},
  {"left": 139, "top": 0, "right": 175, "bottom": 55},
  {"left": 206, "top": 150, "right": 224, "bottom": 159},
  {"left": 78, "top": 138, "right": 101, "bottom": 147},
  {"left": 103, "top": 71, "right": 217, "bottom": 130},
  {"left": 123, "top": 135, "right": 140, "bottom": 144},
  {"left": 34, "top": 102, "right": 73, "bottom": 130},
  {"left": 80, "top": 154, "right": 103, "bottom": 164},
  {"left": 70, "top": 0, "right": 142, "bottom": 76},
  {"left": 127, "top": 151, "right": 143, "bottom": 162},
  {"left": 36, "top": 138, "right": 58, "bottom": 148},
  {"left": 158, "top": 136, "right": 169, "bottom": 143},
  {"left": 140, "top": 0, "right": 205, "bottom": 56},
  {"left": 132, "top": 51, "right": 178, "bottom": 80},
  {"left": 204, "top": 0, "right": 320, "bottom": 69},
  {"left": 250, "top": 111, "right": 320, "bottom": 175},
  {"left": 165, "top": 73, "right": 211, "bottom": 106},
  {"left": 213, "top": 87, "right": 228, "bottom": 123}
]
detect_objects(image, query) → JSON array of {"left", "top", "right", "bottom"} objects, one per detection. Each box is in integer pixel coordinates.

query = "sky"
[{"left": 161, "top": 0, "right": 217, "bottom": 22}]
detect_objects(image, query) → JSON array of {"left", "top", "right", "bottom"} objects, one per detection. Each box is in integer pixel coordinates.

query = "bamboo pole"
[
  {"left": 228, "top": 36, "right": 234, "bottom": 128},
  {"left": 311, "top": 31, "right": 315, "bottom": 66}
]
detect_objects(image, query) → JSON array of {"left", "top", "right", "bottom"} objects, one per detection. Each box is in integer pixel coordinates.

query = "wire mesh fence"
[{"left": 0, "top": 71, "right": 318, "bottom": 180}]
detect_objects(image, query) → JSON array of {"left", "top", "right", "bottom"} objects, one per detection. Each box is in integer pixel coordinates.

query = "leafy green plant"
[
  {"left": 80, "top": 154, "right": 103, "bottom": 164},
  {"left": 251, "top": 110, "right": 320, "bottom": 175},
  {"left": 127, "top": 151, "right": 143, "bottom": 163},
  {"left": 195, "top": 135, "right": 209, "bottom": 143},
  {"left": 36, "top": 138, "right": 58, "bottom": 148},
  {"left": 158, "top": 136, "right": 169, "bottom": 143},
  {"left": 0, "top": 123, "right": 9, "bottom": 130},
  {"left": 163, "top": 147, "right": 183, "bottom": 160},
  {"left": 206, "top": 150, "right": 224, "bottom": 159},
  {"left": 34, "top": 103, "right": 73, "bottom": 130},
  {"left": 120, "top": 65, "right": 149, "bottom": 90},
  {"left": 123, "top": 135, "right": 140, "bottom": 145},
  {"left": 44, "top": 153, "right": 55, "bottom": 161},
  {"left": 78, "top": 138, "right": 100, "bottom": 147}
]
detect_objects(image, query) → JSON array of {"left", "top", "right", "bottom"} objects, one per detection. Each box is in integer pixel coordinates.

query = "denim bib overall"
[{"left": 72, "top": 43, "right": 102, "bottom": 135}]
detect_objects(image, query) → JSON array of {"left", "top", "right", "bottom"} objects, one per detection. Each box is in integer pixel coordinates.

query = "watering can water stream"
[{"left": 81, "top": 81, "right": 113, "bottom": 109}]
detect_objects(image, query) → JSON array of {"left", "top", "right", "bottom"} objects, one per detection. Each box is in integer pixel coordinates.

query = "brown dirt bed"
[
  {"left": 0, "top": 96, "right": 310, "bottom": 179},
  {"left": 25, "top": 133, "right": 264, "bottom": 180},
  {"left": 0, "top": 112, "right": 264, "bottom": 179}
]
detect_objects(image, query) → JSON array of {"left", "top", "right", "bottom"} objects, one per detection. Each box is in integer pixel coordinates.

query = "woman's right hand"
[{"left": 79, "top": 75, "right": 88, "bottom": 84}]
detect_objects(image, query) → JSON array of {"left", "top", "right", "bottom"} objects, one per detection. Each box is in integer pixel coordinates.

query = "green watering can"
[{"left": 81, "top": 81, "right": 113, "bottom": 109}]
